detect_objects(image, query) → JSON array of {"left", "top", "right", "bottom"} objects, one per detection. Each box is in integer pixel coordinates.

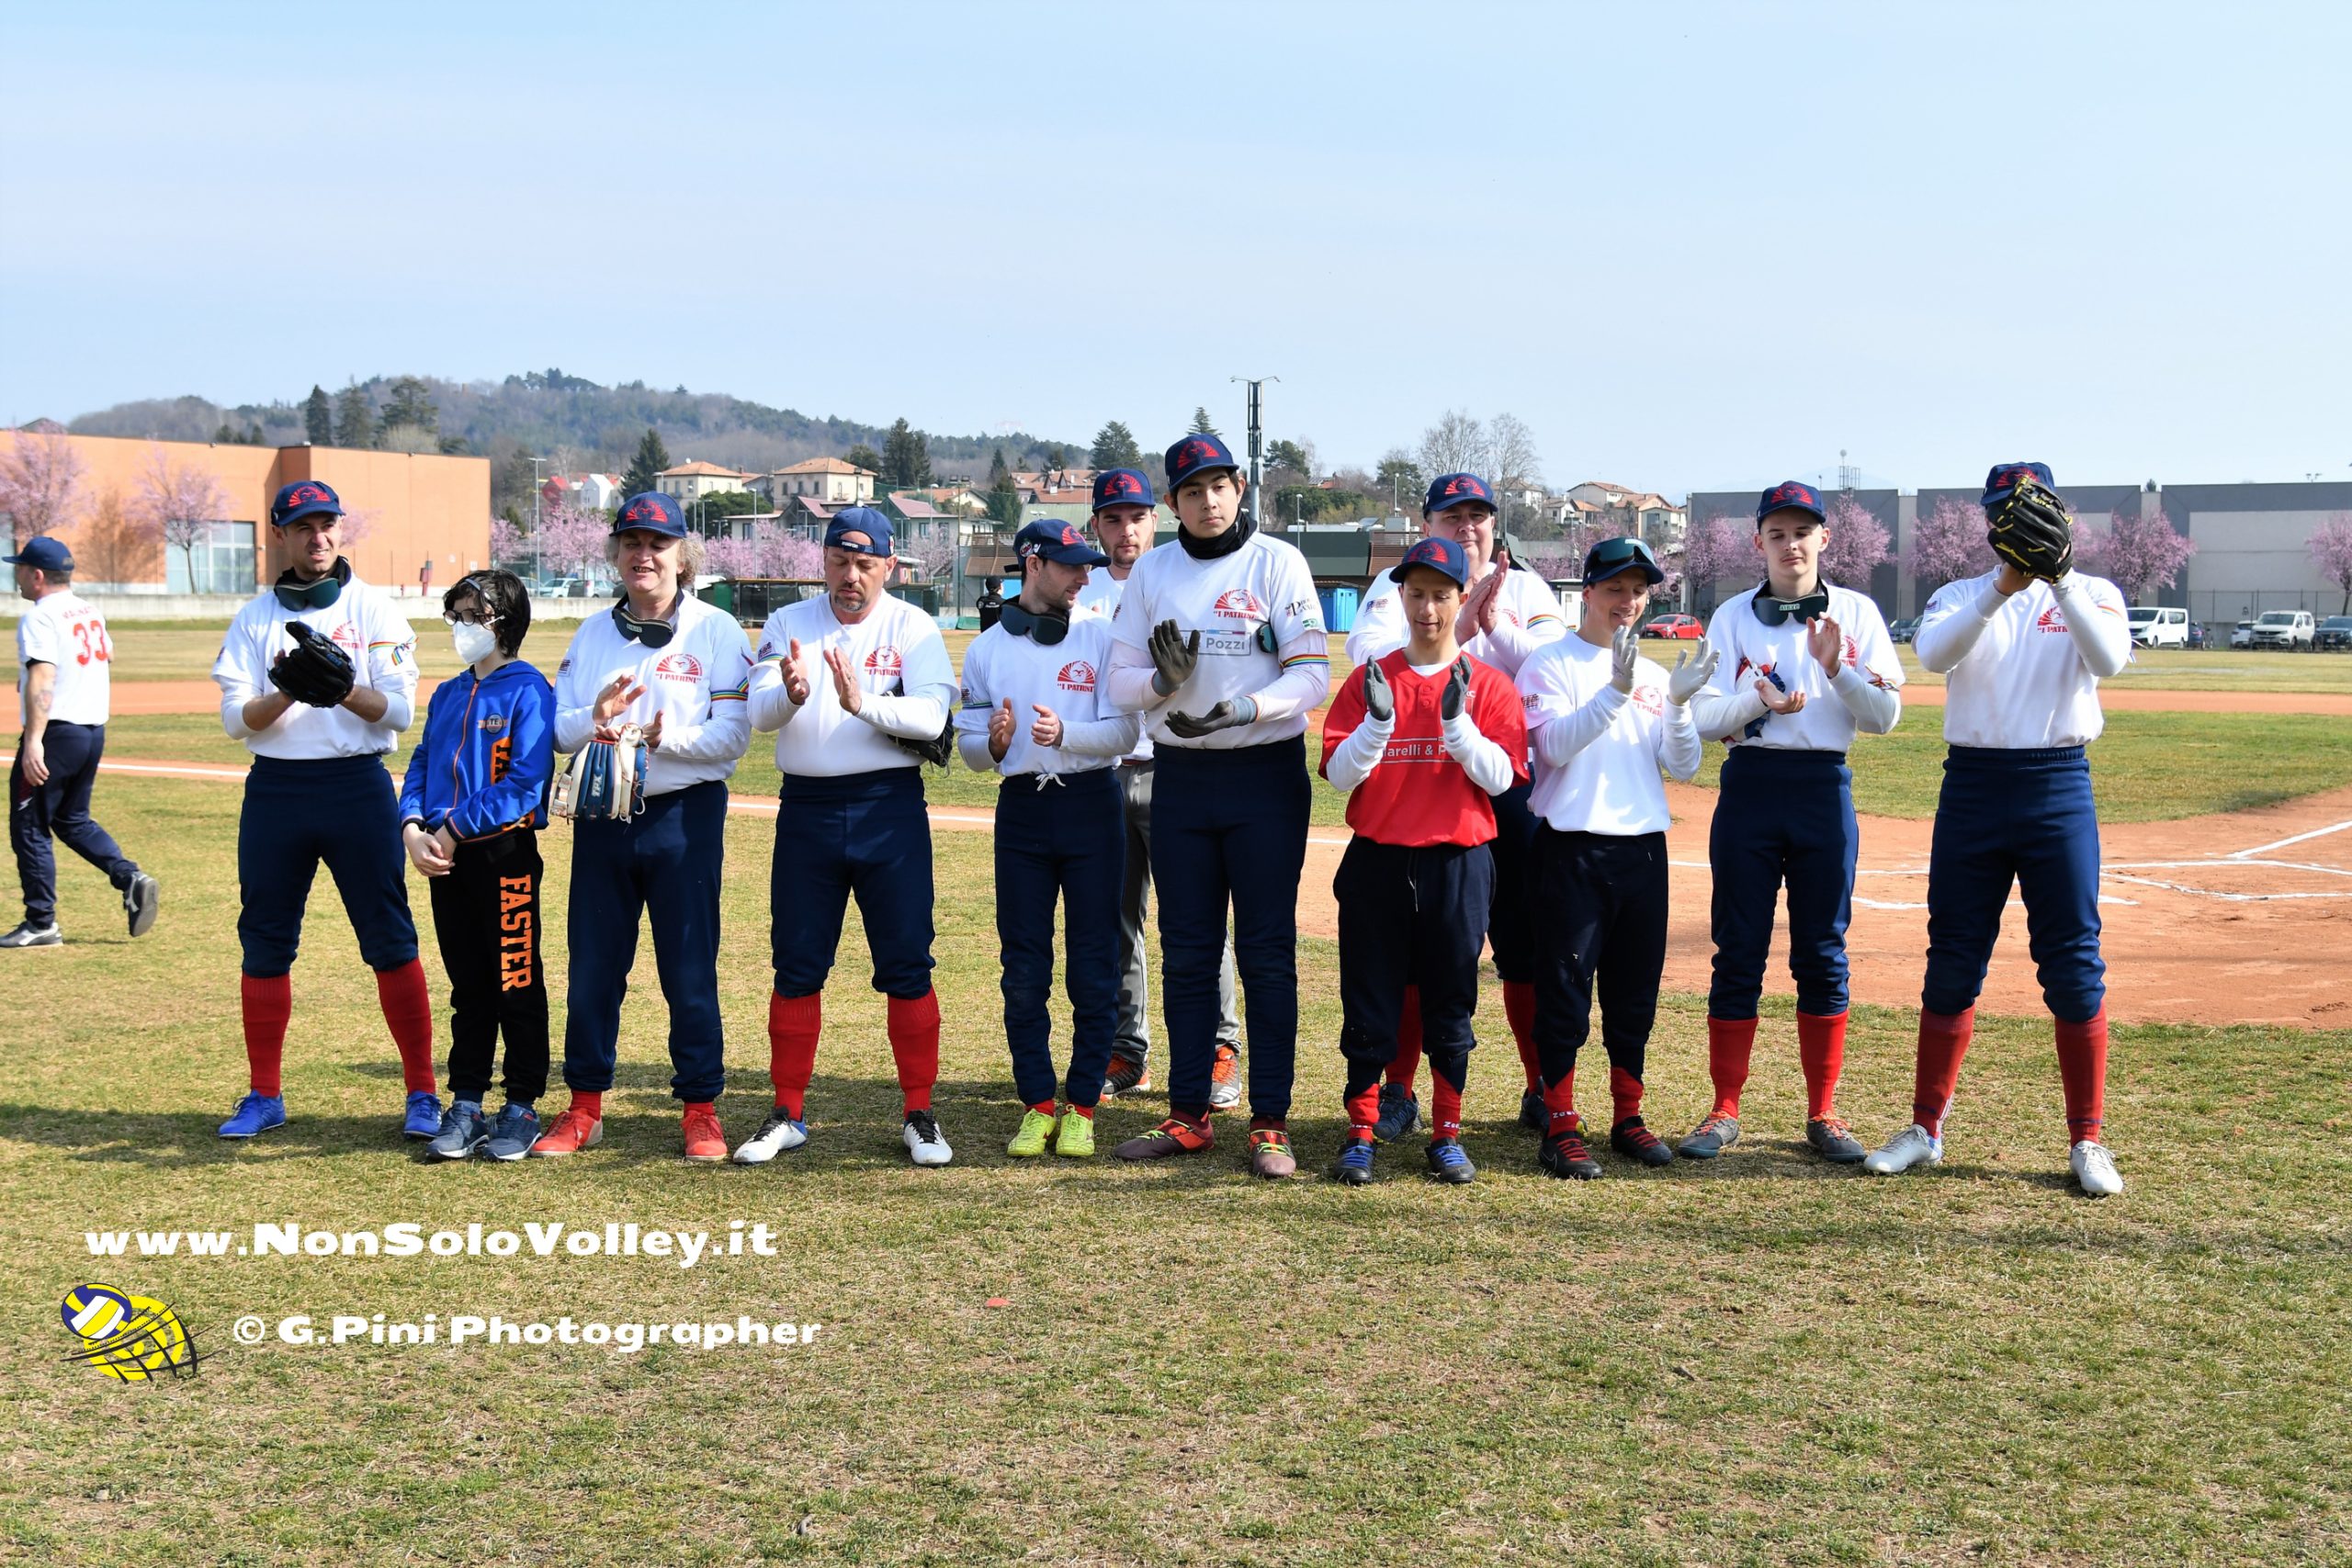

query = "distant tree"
[
  {"left": 985, "top": 472, "right": 1023, "bottom": 531},
  {"left": 1091, "top": 420, "right": 1144, "bottom": 470},
  {"left": 1679, "top": 515, "right": 1752, "bottom": 611},
  {"left": 381, "top": 377, "right": 438, "bottom": 434},
  {"left": 882, "top": 419, "right": 933, "bottom": 490},
  {"left": 1188, "top": 406, "right": 1218, "bottom": 436},
  {"left": 1374, "top": 450, "right": 1426, "bottom": 513},
  {"left": 302, "top": 385, "right": 334, "bottom": 445},
  {"left": 1044, "top": 445, "right": 1068, "bottom": 470},
  {"left": 1486, "top": 412, "right": 1542, "bottom": 497},
  {"left": 1417, "top": 409, "right": 1487, "bottom": 480},
  {"left": 490, "top": 513, "right": 529, "bottom": 568},
  {"left": 620, "top": 428, "right": 672, "bottom": 500},
  {"left": 532, "top": 500, "right": 615, "bottom": 581},
  {"left": 333, "top": 382, "right": 375, "bottom": 449},
  {"left": 133, "top": 443, "right": 232, "bottom": 590},
  {"left": 1265, "top": 439, "right": 1312, "bottom": 479},
  {"left": 2083, "top": 506, "right": 2196, "bottom": 604},
  {"left": 0, "top": 430, "right": 87, "bottom": 547},
  {"left": 1907, "top": 496, "right": 1987, "bottom": 589},
  {"left": 706, "top": 530, "right": 822, "bottom": 583},
  {"left": 1822, "top": 495, "right": 1892, "bottom": 587},
  {"left": 988, "top": 446, "right": 1011, "bottom": 487},
  {"left": 2309, "top": 513, "right": 2352, "bottom": 614},
  {"left": 74, "top": 484, "right": 151, "bottom": 583},
  {"left": 843, "top": 443, "right": 883, "bottom": 476}
]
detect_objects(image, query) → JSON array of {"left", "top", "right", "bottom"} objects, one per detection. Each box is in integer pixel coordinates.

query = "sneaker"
[
  {"left": 1113, "top": 1115, "right": 1211, "bottom": 1161},
  {"left": 731, "top": 1107, "right": 808, "bottom": 1165},
  {"left": 1610, "top": 1117, "right": 1675, "bottom": 1168},
  {"left": 427, "top": 1100, "right": 488, "bottom": 1160},
  {"left": 1052, "top": 1109, "right": 1096, "bottom": 1158},
  {"left": 2070, "top": 1139, "right": 2124, "bottom": 1197},
  {"left": 1425, "top": 1136, "right": 1477, "bottom": 1185},
  {"left": 528, "top": 1108, "right": 604, "bottom": 1158},
  {"left": 483, "top": 1103, "right": 540, "bottom": 1161},
  {"left": 402, "top": 1090, "right": 444, "bottom": 1140},
  {"left": 1537, "top": 1128, "right": 1602, "bottom": 1180},
  {"left": 1519, "top": 1088, "right": 1546, "bottom": 1131},
  {"left": 1207, "top": 1044, "right": 1242, "bottom": 1111},
  {"left": 0, "top": 922, "right": 62, "bottom": 948},
  {"left": 1332, "top": 1137, "right": 1375, "bottom": 1185},
  {"left": 1806, "top": 1116, "right": 1866, "bottom": 1164},
  {"left": 1007, "top": 1108, "right": 1057, "bottom": 1157},
  {"left": 1862, "top": 1122, "right": 1942, "bottom": 1176},
  {"left": 903, "top": 1109, "right": 953, "bottom": 1168},
  {"left": 1102, "top": 1053, "right": 1151, "bottom": 1098},
  {"left": 682, "top": 1104, "right": 728, "bottom": 1162},
  {"left": 123, "top": 873, "right": 161, "bottom": 938},
  {"left": 1249, "top": 1126, "right": 1296, "bottom": 1179},
  {"left": 1678, "top": 1113, "right": 1741, "bottom": 1160},
  {"left": 218, "top": 1092, "right": 286, "bottom": 1139},
  {"left": 1373, "top": 1083, "right": 1420, "bottom": 1142}
]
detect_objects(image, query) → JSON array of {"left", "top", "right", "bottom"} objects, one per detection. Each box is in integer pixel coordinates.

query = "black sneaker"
[
  {"left": 1518, "top": 1088, "right": 1546, "bottom": 1131},
  {"left": 1102, "top": 1053, "right": 1150, "bottom": 1097},
  {"left": 1424, "top": 1136, "right": 1477, "bottom": 1184},
  {"left": 0, "top": 922, "right": 62, "bottom": 949},
  {"left": 1331, "top": 1137, "right": 1375, "bottom": 1186},
  {"left": 123, "top": 873, "right": 160, "bottom": 938},
  {"left": 1610, "top": 1117, "right": 1676, "bottom": 1168},
  {"left": 1373, "top": 1083, "right": 1419, "bottom": 1142},
  {"left": 1537, "top": 1129, "right": 1602, "bottom": 1179}
]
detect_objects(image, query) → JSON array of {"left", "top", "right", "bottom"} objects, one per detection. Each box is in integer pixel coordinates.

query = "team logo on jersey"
[
  {"left": 1211, "top": 589, "right": 1268, "bottom": 621},
  {"left": 757, "top": 638, "right": 776, "bottom": 660},
  {"left": 557, "top": 657, "right": 572, "bottom": 674},
  {"left": 1631, "top": 685, "right": 1664, "bottom": 716},
  {"left": 480, "top": 713, "right": 506, "bottom": 731},
  {"left": 59, "top": 1284, "right": 204, "bottom": 1382},
  {"left": 654, "top": 651, "right": 704, "bottom": 682},
  {"left": 327, "top": 624, "right": 361, "bottom": 654},
  {"left": 2034, "top": 605, "right": 2070, "bottom": 633},
  {"left": 1055, "top": 660, "right": 1097, "bottom": 694},
  {"left": 1844, "top": 633, "right": 1860, "bottom": 666},
  {"left": 865, "top": 645, "right": 903, "bottom": 678}
]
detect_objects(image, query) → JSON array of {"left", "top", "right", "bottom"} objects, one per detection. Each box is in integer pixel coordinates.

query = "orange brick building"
[{"left": 16, "top": 434, "right": 490, "bottom": 597}]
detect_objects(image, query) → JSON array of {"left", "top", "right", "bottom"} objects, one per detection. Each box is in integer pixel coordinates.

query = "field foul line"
[{"left": 2230, "top": 818, "right": 2352, "bottom": 859}]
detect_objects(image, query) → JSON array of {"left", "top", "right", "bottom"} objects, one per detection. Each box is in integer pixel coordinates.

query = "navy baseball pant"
[
  {"left": 1336, "top": 838, "right": 1491, "bottom": 1086},
  {"left": 996, "top": 768, "right": 1124, "bottom": 1109},
  {"left": 562, "top": 779, "right": 729, "bottom": 1102},
  {"left": 1922, "top": 746, "right": 2105, "bottom": 1022},
  {"left": 1150, "top": 737, "right": 1310, "bottom": 1122},
  {"left": 1708, "top": 746, "right": 1857, "bottom": 1019},
  {"left": 771, "top": 767, "right": 935, "bottom": 1000},
  {"left": 1531, "top": 828, "right": 1668, "bottom": 1122},
  {"left": 236, "top": 753, "right": 417, "bottom": 976},
  {"left": 1485, "top": 778, "right": 1539, "bottom": 984},
  {"left": 11, "top": 719, "right": 138, "bottom": 928}
]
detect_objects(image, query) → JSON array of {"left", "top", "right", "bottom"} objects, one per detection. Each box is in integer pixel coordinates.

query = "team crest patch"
[
  {"left": 865, "top": 646, "right": 903, "bottom": 678},
  {"left": 480, "top": 713, "right": 506, "bottom": 731},
  {"left": 2035, "top": 606, "right": 2070, "bottom": 633},
  {"left": 654, "top": 651, "right": 705, "bottom": 682},
  {"left": 1212, "top": 589, "right": 1268, "bottom": 620},
  {"left": 1056, "top": 660, "right": 1096, "bottom": 694},
  {"left": 1631, "top": 685, "right": 1665, "bottom": 716}
]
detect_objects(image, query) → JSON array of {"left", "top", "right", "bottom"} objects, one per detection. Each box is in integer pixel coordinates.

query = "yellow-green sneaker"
[
  {"left": 1053, "top": 1109, "right": 1096, "bottom": 1158},
  {"left": 1007, "top": 1108, "right": 1058, "bottom": 1157}
]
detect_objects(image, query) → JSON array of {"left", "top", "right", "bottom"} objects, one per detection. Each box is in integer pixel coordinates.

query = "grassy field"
[{"left": 1, "top": 774, "right": 2346, "bottom": 1566}]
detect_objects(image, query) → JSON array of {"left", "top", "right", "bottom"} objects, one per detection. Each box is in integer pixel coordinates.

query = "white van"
[
  {"left": 2249, "top": 611, "right": 2315, "bottom": 650},
  {"left": 2125, "top": 605, "right": 2188, "bottom": 649}
]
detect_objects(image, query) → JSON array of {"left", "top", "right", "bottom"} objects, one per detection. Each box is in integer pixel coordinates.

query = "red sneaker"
[
  {"left": 1112, "top": 1115, "right": 1212, "bottom": 1161},
  {"left": 682, "top": 1103, "right": 727, "bottom": 1162},
  {"left": 527, "top": 1108, "right": 603, "bottom": 1158}
]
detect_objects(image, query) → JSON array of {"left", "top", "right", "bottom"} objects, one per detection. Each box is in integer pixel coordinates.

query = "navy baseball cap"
[
  {"left": 1164, "top": 433, "right": 1241, "bottom": 492},
  {"left": 611, "top": 491, "right": 688, "bottom": 537},
  {"left": 1981, "top": 461, "right": 2055, "bottom": 506},
  {"left": 1423, "top": 472, "right": 1496, "bottom": 514},
  {"left": 1091, "top": 468, "right": 1155, "bottom": 513},
  {"left": 1583, "top": 535, "right": 1665, "bottom": 586},
  {"left": 1014, "top": 518, "right": 1110, "bottom": 568},
  {"left": 824, "top": 505, "right": 896, "bottom": 557},
  {"left": 3, "top": 535, "right": 73, "bottom": 572},
  {"left": 1389, "top": 535, "right": 1470, "bottom": 587},
  {"left": 270, "top": 479, "right": 345, "bottom": 529},
  {"left": 1754, "top": 479, "right": 1826, "bottom": 522}
]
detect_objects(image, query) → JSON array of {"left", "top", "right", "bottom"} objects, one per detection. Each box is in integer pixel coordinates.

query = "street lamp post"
[{"left": 529, "top": 455, "right": 547, "bottom": 583}]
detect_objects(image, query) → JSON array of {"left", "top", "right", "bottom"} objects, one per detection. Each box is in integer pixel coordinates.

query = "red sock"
[
  {"left": 1543, "top": 1070, "right": 1579, "bottom": 1134},
  {"left": 2055, "top": 1007, "right": 2109, "bottom": 1145},
  {"left": 1344, "top": 1080, "right": 1379, "bottom": 1140},
  {"left": 1707, "top": 1015, "right": 1757, "bottom": 1119},
  {"left": 568, "top": 1089, "right": 604, "bottom": 1122},
  {"left": 888, "top": 990, "right": 941, "bottom": 1113},
  {"left": 1797, "top": 1010, "right": 1849, "bottom": 1121},
  {"left": 1431, "top": 1075, "right": 1464, "bottom": 1141},
  {"left": 1503, "top": 981, "right": 1540, "bottom": 1090},
  {"left": 1028, "top": 1098, "right": 1055, "bottom": 1115},
  {"left": 1911, "top": 1008, "right": 1975, "bottom": 1137},
  {"left": 1385, "top": 986, "right": 1424, "bottom": 1089},
  {"left": 241, "top": 973, "right": 291, "bottom": 1096},
  {"left": 1610, "top": 1066, "right": 1644, "bottom": 1128},
  {"left": 375, "top": 959, "right": 436, "bottom": 1095},
  {"left": 768, "top": 991, "right": 820, "bottom": 1118},
  {"left": 1071, "top": 1102, "right": 1094, "bottom": 1120}
]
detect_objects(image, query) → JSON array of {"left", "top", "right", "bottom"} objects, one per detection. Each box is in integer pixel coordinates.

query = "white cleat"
[
  {"left": 731, "top": 1108, "right": 808, "bottom": 1165},
  {"left": 2070, "top": 1139, "right": 2124, "bottom": 1197},
  {"left": 902, "top": 1109, "right": 953, "bottom": 1168},
  {"left": 1862, "top": 1122, "right": 1943, "bottom": 1176}
]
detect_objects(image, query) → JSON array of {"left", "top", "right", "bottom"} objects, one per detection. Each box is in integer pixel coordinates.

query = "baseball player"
[
  {"left": 396, "top": 570, "right": 556, "bottom": 1162},
  {"left": 1516, "top": 536, "right": 1708, "bottom": 1179},
  {"left": 741, "top": 506, "right": 959, "bottom": 1168},
  {"left": 1863, "top": 462, "right": 2132, "bottom": 1196},
  {"left": 6, "top": 535, "right": 157, "bottom": 949},
  {"left": 530, "top": 493, "right": 752, "bottom": 1162},
  {"left": 957, "top": 519, "right": 1141, "bottom": 1156},
  {"left": 1322, "top": 536, "right": 1527, "bottom": 1185},
  {"left": 1677, "top": 480, "right": 1903, "bottom": 1165},
  {"left": 1075, "top": 467, "right": 1245, "bottom": 1106},
  {"left": 1342, "top": 472, "right": 1566, "bottom": 1139},
  {"left": 209, "top": 480, "right": 438, "bottom": 1140},
  {"left": 1102, "top": 432, "right": 1329, "bottom": 1178}
]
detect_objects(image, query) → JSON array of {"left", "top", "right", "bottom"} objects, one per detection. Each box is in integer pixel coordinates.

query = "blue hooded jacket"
[{"left": 396, "top": 660, "right": 556, "bottom": 840}]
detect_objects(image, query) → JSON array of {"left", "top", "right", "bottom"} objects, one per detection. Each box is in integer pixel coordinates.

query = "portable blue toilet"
[
  {"left": 1332, "top": 585, "right": 1359, "bottom": 632},
  {"left": 1317, "top": 586, "right": 1340, "bottom": 627}
]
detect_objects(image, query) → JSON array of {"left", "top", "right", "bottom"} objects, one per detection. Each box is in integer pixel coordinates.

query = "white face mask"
[{"left": 451, "top": 621, "right": 499, "bottom": 665}]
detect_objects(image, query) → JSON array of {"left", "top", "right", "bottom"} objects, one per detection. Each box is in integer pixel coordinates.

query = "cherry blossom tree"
[
  {"left": 490, "top": 514, "right": 529, "bottom": 568},
  {"left": 133, "top": 443, "right": 231, "bottom": 591},
  {"left": 2307, "top": 513, "right": 2352, "bottom": 615},
  {"left": 1907, "top": 496, "right": 1988, "bottom": 588},
  {"left": 1821, "top": 495, "right": 1891, "bottom": 587},
  {"left": 0, "top": 430, "right": 86, "bottom": 547},
  {"left": 531, "top": 500, "right": 614, "bottom": 582},
  {"left": 2081, "top": 506, "right": 2197, "bottom": 604},
  {"left": 1679, "top": 514, "right": 1750, "bottom": 610}
]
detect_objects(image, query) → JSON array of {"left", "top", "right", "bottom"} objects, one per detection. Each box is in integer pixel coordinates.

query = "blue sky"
[{"left": 3, "top": 1, "right": 2345, "bottom": 498}]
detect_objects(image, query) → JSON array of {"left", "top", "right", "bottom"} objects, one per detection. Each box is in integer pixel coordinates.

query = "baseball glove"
[
  {"left": 550, "top": 725, "right": 649, "bottom": 821},
  {"left": 1986, "top": 479, "right": 2074, "bottom": 581},
  {"left": 892, "top": 716, "right": 957, "bottom": 768},
  {"left": 269, "top": 620, "right": 356, "bottom": 707}
]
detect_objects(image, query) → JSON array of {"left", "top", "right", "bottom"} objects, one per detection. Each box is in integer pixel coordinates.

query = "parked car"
[
  {"left": 1889, "top": 617, "right": 1919, "bottom": 645},
  {"left": 1640, "top": 613, "right": 1703, "bottom": 639},
  {"left": 2187, "top": 621, "right": 2209, "bottom": 649},
  {"left": 2125, "top": 604, "right": 2190, "bottom": 649},
  {"left": 2229, "top": 619, "right": 2256, "bottom": 649},
  {"left": 2248, "top": 610, "right": 2315, "bottom": 650},
  {"left": 2316, "top": 615, "right": 2352, "bottom": 651}
]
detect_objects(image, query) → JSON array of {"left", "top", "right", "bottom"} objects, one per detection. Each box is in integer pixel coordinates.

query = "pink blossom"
[
  {"left": 1906, "top": 496, "right": 1987, "bottom": 589},
  {"left": 2307, "top": 513, "right": 2352, "bottom": 615},
  {"left": 2079, "top": 507, "right": 2196, "bottom": 602},
  {"left": 0, "top": 431, "right": 87, "bottom": 546}
]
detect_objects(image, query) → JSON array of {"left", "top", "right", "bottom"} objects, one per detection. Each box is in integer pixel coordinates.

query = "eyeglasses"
[{"left": 442, "top": 610, "right": 500, "bottom": 627}]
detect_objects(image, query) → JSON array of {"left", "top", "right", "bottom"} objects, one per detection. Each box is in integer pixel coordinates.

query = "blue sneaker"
[
  {"left": 428, "top": 1100, "right": 489, "bottom": 1160},
  {"left": 219, "top": 1093, "right": 286, "bottom": 1139},
  {"left": 402, "top": 1090, "right": 444, "bottom": 1140},
  {"left": 1331, "top": 1137, "right": 1376, "bottom": 1186},
  {"left": 1425, "top": 1136, "right": 1477, "bottom": 1185},
  {"left": 1373, "top": 1084, "right": 1419, "bottom": 1142},
  {"left": 483, "top": 1103, "right": 540, "bottom": 1162}
]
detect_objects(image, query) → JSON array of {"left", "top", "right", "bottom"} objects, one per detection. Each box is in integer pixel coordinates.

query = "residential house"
[
  {"left": 656, "top": 460, "right": 756, "bottom": 502},
  {"left": 753, "top": 457, "right": 876, "bottom": 506}
]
